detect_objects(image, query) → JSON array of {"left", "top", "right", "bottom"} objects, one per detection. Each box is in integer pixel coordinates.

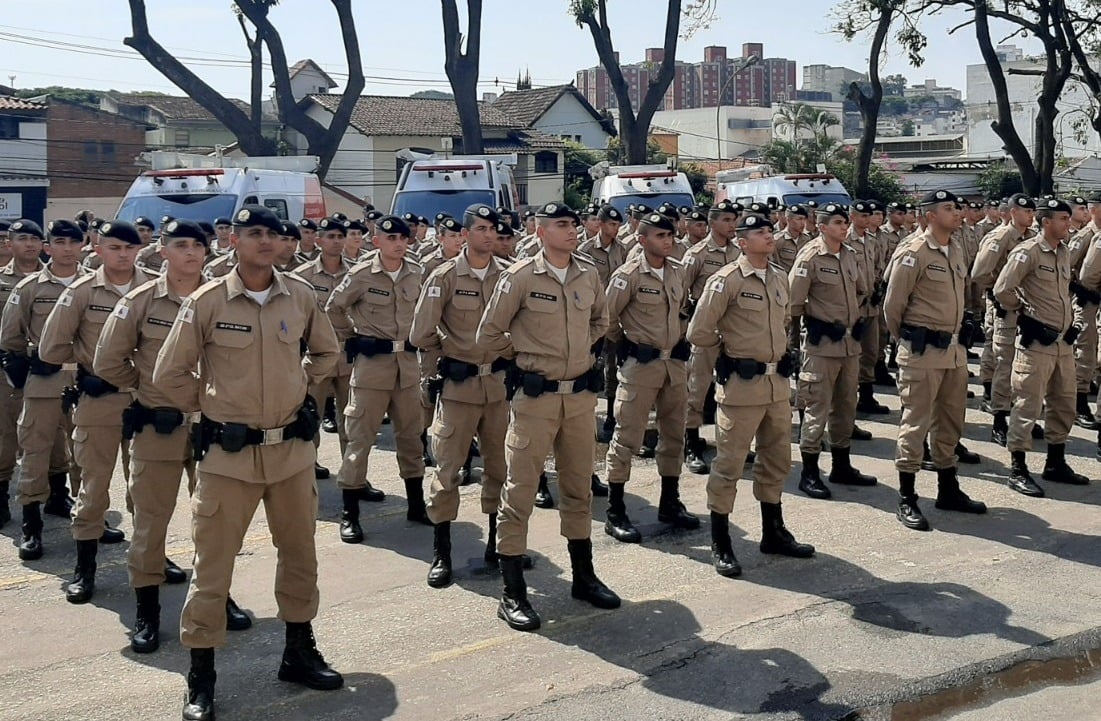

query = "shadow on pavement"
[{"left": 935, "top": 504, "right": 1101, "bottom": 569}]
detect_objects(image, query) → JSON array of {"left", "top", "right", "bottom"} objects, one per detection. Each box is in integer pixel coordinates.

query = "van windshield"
[
  {"left": 604, "top": 193, "right": 695, "bottom": 216},
  {"left": 117, "top": 194, "right": 238, "bottom": 225},
  {"left": 781, "top": 192, "right": 852, "bottom": 206},
  {"left": 392, "top": 190, "right": 497, "bottom": 221}
]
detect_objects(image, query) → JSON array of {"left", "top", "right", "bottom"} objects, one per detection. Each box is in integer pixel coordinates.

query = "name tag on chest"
[
  {"left": 368, "top": 288, "right": 390, "bottom": 296},
  {"left": 740, "top": 291, "right": 763, "bottom": 300},
  {"left": 147, "top": 317, "right": 174, "bottom": 328},
  {"left": 456, "top": 289, "right": 480, "bottom": 297},
  {"left": 215, "top": 322, "right": 252, "bottom": 332},
  {"left": 639, "top": 287, "right": 661, "bottom": 295},
  {"left": 530, "top": 292, "right": 557, "bottom": 302}
]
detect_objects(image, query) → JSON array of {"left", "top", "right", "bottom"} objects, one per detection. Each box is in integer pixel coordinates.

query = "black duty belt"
[
  {"left": 804, "top": 315, "right": 865, "bottom": 345},
  {"left": 192, "top": 398, "right": 320, "bottom": 460},
  {"left": 1017, "top": 314, "right": 1078, "bottom": 347},
  {"left": 345, "top": 335, "right": 417, "bottom": 362},
  {"left": 620, "top": 339, "right": 691, "bottom": 363},
  {"left": 122, "top": 401, "right": 191, "bottom": 440},
  {"left": 715, "top": 352, "right": 794, "bottom": 384},
  {"left": 508, "top": 367, "right": 603, "bottom": 398},
  {"left": 438, "top": 356, "right": 510, "bottom": 382}
]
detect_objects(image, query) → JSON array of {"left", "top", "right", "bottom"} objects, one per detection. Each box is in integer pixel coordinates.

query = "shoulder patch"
[
  {"left": 901, "top": 255, "right": 916, "bottom": 267},
  {"left": 7, "top": 292, "right": 17, "bottom": 306},
  {"left": 426, "top": 286, "right": 441, "bottom": 298},
  {"left": 111, "top": 303, "right": 129, "bottom": 320},
  {"left": 57, "top": 290, "right": 74, "bottom": 307},
  {"left": 1014, "top": 252, "right": 1028, "bottom": 264},
  {"left": 498, "top": 279, "right": 512, "bottom": 294},
  {"left": 795, "top": 265, "right": 808, "bottom": 278},
  {"left": 611, "top": 277, "right": 628, "bottom": 290},
  {"left": 177, "top": 300, "right": 195, "bottom": 325},
  {"left": 710, "top": 278, "right": 725, "bottom": 293}
]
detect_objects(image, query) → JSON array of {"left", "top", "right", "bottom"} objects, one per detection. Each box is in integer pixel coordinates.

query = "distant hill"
[
  {"left": 410, "top": 89, "right": 454, "bottom": 100},
  {"left": 11, "top": 86, "right": 169, "bottom": 108}
]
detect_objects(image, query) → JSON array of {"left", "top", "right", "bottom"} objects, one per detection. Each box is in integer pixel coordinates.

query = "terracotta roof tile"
[{"left": 308, "top": 94, "right": 518, "bottom": 136}]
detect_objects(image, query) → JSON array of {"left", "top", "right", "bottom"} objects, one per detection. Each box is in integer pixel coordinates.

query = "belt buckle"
[
  {"left": 658, "top": 349, "right": 672, "bottom": 360},
  {"left": 61, "top": 362, "right": 79, "bottom": 371},
  {"left": 764, "top": 362, "right": 778, "bottom": 375},
  {"left": 261, "top": 427, "right": 283, "bottom": 446},
  {"left": 391, "top": 341, "right": 403, "bottom": 353},
  {"left": 477, "top": 363, "right": 493, "bottom": 376}
]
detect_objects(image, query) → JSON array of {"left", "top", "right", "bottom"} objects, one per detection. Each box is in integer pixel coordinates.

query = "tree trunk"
[
  {"left": 236, "top": 14, "right": 263, "bottom": 135},
  {"left": 847, "top": 5, "right": 890, "bottom": 198},
  {"left": 442, "top": 0, "right": 484, "bottom": 154}
]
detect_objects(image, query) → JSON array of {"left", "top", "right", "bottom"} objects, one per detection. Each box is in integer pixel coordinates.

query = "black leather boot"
[
  {"left": 590, "top": 473, "right": 609, "bottom": 497},
  {"left": 1032, "top": 422, "right": 1045, "bottom": 440},
  {"left": 956, "top": 442, "right": 981, "bottom": 464},
  {"left": 404, "top": 477, "right": 432, "bottom": 525},
  {"left": 981, "top": 381, "right": 993, "bottom": 412},
  {"left": 798, "top": 452, "right": 831, "bottom": 499},
  {"left": 484, "top": 512, "right": 498, "bottom": 566},
  {"left": 277, "top": 621, "right": 344, "bottom": 690},
  {"left": 709, "top": 512, "right": 741, "bottom": 577},
  {"left": 934, "top": 466, "right": 987, "bottom": 514},
  {"left": 991, "top": 411, "right": 1009, "bottom": 447},
  {"left": 534, "top": 472, "right": 554, "bottom": 509},
  {"left": 427, "top": 522, "right": 453, "bottom": 588},
  {"left": 322, "top": 395, "right": 338, "bottom": 433},
  {"left": 828, "top": 447, "right": 877, "bottom": 486},
  {"left": 131, "top": 585, "right": 161, "bottom": 654},
  {"left": 314, "top": 462, "right": 331, "bottom": 480},
  {"left": 101, "top": 520, "right": 125, "bottom": 544},
  {"left": 567, "top": 538, "right": 621, "bottom": 609},
  {"left": 225, "top": 595, "right": 252, "bottom": 631},
  {"left": 498, "top": 555, "right": 541, "bottom": 631},
  {"left": 1008, "top": 450, "right": 1045, "bottom": 497},
  {"left": 354, "top": 482, "right": 386, "bottom": 502},
  {"left": 759, "top": 502, "right": 815, "bottom": 557},
  {"left": 657, "top": 475, "right": 700, "bottom": 529},
  {"left": 684, "top": 429, "right": 710, "bottom": 474},
  {"left": 856, "top": 382, "right": 890, "bottom": 414},
  {"left": 1041, "top": 443, "right": 1090, "bottom": 485},
  {"left": 182, "top": 648, "right": 216, "bottom": 721},
  {"left": 421, "top": 429, "right": 435, "bottom": 467},
  {"left": 0, "top": 480, "right": 10, "bottom": 527},
  {"left": 19, "top": 502, "right": 43, "bottom": 561},
  {"left": 604, "top": 482, "right": 641, "bottom": 543},
  {"left": 164, "top": 557, "right": 187, "bottom": 585},
  {"left": 339, "top": 489, "right": 363, "bottom": 543},
  {"left": 65, "top": 539, "right": 97, "bottom": 604},
  {"left": 597, "top": 396, "right": 615, "bottom": 443},
  {"left": 874, "top": 359, "right": 895, "bottom": 386},
  {"left": 896, "top": 472, "right": 930, "bottom": 531},
  {"left": 43, "top": 472, "right": 73, "bottom": 517},
  {"left": 1076, "top": 393, "right": 1100, "bottom": 429},
  {"left": 850, "top": 424, "right": 872, "bottom": 441}
]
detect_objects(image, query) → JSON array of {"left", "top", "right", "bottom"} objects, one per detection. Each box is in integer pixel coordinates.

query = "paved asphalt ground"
[{"left": 1, "top": 369, "right": 1099, "bottom": 721}]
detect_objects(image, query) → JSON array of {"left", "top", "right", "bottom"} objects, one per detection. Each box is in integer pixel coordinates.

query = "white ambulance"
[
  {"left": 589, "top": 162, "right": 696, "bottom": 215},
  {"left": 714, "top": 165, "right": 852, "bottom": 207},
  {"left": 390, "top": 152, "right": 518, "bottom": 221}
]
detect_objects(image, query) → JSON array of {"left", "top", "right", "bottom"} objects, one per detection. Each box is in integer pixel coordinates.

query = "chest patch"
[
  {"left": 456, "top": 289, "right": 479, "bottom": 297},
  {"left": 215, "top": 322, "right": 251, "bottom": 333},
  {"left": 89, "top": 304, "right": 114, "bottom": 313},
  {"left": 311, "top": 284, "right": 329, "bottom": 293},
  {"left": 740, "top": 291, "right": 763, "bottom": 300},
  {"left": 705, "top": 259, "right": 723, "bottom": 267},
  {"left": 530, "top": 292, "right": 557, "bottom": 302},
  {"left": 1039, "top": 265, "right": 1055, "bottom": 273},
  {"left": 146, "top": 317, "right": 173, "bottom": 328},
  {"left": 928, "top": 264, "right": 948, "bottom": 273},
  {"left": 639, "top": 287, "right": 661, "bottom": 295},
  {"left": 820, "top": 267, "right": 839, "bottom": 274},
  {"left": 367, "top": 287, "right": 390, "bottom": 296}
]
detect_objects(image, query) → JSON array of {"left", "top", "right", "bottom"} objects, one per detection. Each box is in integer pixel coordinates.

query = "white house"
[
  {"left": 489, "top": 84, "right": 615, "bottom": 150},
  {"left": 0, "top": 95, "right": 49, "bottom": 224}
]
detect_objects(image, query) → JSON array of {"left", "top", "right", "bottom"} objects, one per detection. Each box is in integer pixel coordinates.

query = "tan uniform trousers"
[
  {"left": 602, "top": 341, "right": 620, "bottom": 408},
  {"left": 991, "top": 337, "right": 1017, "bottom": 413},
  {"left": 0, "top": 385, "right": 22, "bottom": 485},
  {"left": 979, "top": 320, "right": 996, "bottom": 384},
  {"left": 708, "top": 400, "right": 791, "bottom": 513},
  {"left": 426, "top": 395, "right": 508, "bottom": 523},
  {"left": 128, "top": 424, "right": 196, "bottom": 588},
  {"left": 16, "top": 396, "right": 74, "bottom": 505},
  {"left": 1070, "top": 303, "right": 1096, "bottom": 394},
  {"left": 685, "top": 344, "right": 720, "bottom": 429},
  {"left": 339, "top": 383, "right": 424, "bottom": 487},
  {"left": 858, "top": 315, "right": 881, "bottom": 384},
  {"left": 71, "top": 393, "right": 131, "bottom": 541},
  {"left": 498, "top": 391, "right": 596, "bottom": 557},
  {"left": 181, "top": 463, "right": 319, "bottom": 649},
  {"left": 895, "top": 365, "right": 967, "bottom": 473},
  {"left": 1009, "top": 348, "right": 1076, "bottom": 452},
  {"left": 606, "top": 372, "right": 687, "bottom": 482},
  {"left": 797, "top": 354, "right": 858, "bottom": 453},
  {"left": 310, "top": 373, "right": 350, "bottom": 454}
]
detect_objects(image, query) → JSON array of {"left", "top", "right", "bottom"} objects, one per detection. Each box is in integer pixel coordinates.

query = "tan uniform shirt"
[
  {"left": 421, "top": 248, "right": 460, "bottom": 275},
  {"left": 136, "top": 243, "right": 166, "bottom": 274},
  {"left": 683, "top": 233, "right": 741, "bottom": 302},
  {"left": 686, "top": 255, "right": 790, "bottom": 406},
  {"left": 971, "top": 224, "right": 1034, "bottom": 294},
  {"left": 152, "top": 268, "right": 339, "bottom": 483},
  {"left": 204, "top": 252, "right": 237, "bottom": 278},
  {"left": 576, "top": 235, "right": 628, "bottom": 287},
  {"left": 788, "top": 238, "right": 865, "bottom": 358},
  {"left": 847, "top": 228, "right": 882, "bottom": 319},
  {"left": 879, "top": 222, "right": 906, "bottom": 261},
  {"left": 410, "top": 251, "right": 508, "bottom": 405},
  {"left": 0, "top": 260, "right": 44, "bottom": 306},
  {"left": 1077, "top": 226, "right": 1101, "bottom": 292},
  {"left": 324, "top": 253, "right": 423, "bottom": 390},
  {"left": 1069, "top": 220, "right": 1099, "bottom": 273},
  {"left": 772, "top": 229, "right": 810, "bottom": 273},
  {"left": 292, "top": 256, "right": 354, "bottom": 379},
  {"left": 884, "top": 230, "right": 969, "bottom": 369},
  {"left": 994, "top": 237, "right": 1074, "bottom": 355},
  {"left": 477, "top": 251, "right": 608, "bottom": 382},
  {"left": 295, "top": 246, "right": 321, "bottom": 264}
]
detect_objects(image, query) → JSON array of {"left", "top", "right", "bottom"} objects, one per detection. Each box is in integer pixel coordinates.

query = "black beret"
[
  {"left": 197, "top": 221, "right": 215, "bottom": 236},
  {"left": 435, "top": 212, "right": 454, "bottom": 224},
  {"left": 886, "top": 201, "right": 904, "bottom": 211},
  {"left": 377, "top": 215, "right": 412, "bottom": 237},
  {"left": 1069, "top": 195, "right": 1088, "bottom": 206},
  {"left": 362, "top": 203, "right": 376, "bottom": 212},
  {"left": 1039, "top": 198, "right": 1072, "bottom": 213},
  {"left": 1088, "top": 191, "right": 1101, "bottom": 203},
  {"left": 985, "top": 199, "right": 1000, "bottom": 208},
  {"left": 464, "top": 204, "right": 500, "bottom": 225},
  {"left": 365, "top": 210, "right": 383, "bottom": 221},
  {"left": 736, "top": 214, "right": 774, "bottom": 231},
  {"left": 850, "top": 200, "right": 874, "bottom": 214},
  {"left": 439, "top": 217, "right": 462, "bottom": 233},
  {"left": 495, "top": 221, "right": 515, "bottom": 236},
  {"left": 639, "top": 212, "right": 676, "bottom": 233},
  {"left": 685, "top": 209, "right": 708, "bottom": 222},
  {"left": 786, "top": 204, "right": 809, "bottom": 218},
  {"left": 581, "top": 203, "right": 599, "bottom": 217},
  {"left": 298, "top": 218, "right": 318, "bottom": 231},
  {"left": 159, "top": 215, "right": 174, "bottom": 226},
  {"left": 804, "top": 200, "right": 819, "bottom": 209},
  {"left": 522, "top": 208, "right": 536, "bottom": 220},
  {"left": 213, "top": 217, "right": 233, "bottom": 226},
  {"left": 1008, "top": 193, "right": 1036, "bottom": 209},
  {"left": 865, "top": 199, "right": 883, "bottom": 213},
  {"left": 904, "top": 202, "right": 916, "bottom": 211},
  {"left": 332, "top": 212, "right": 349, "bottom": 221},
  {"left": 918, "top": 189, "right": 960, "bottom": 206},
  {"left": 656, "top": 202, "right": 680, "bottom": 220},
  {"left": 46, "top": 219, "right": 82, "bottom": 241},
  {"left": 13, "top": 219, "right": 46, "bottom": 240},
  {"left": 231, "top": 205, "right": 283, "bottom": 232},
  {"left": 746, "top": 201, "right": 770, "bottom": 215},
  {"left": 417, "top": 216, "right": 429, "bottom": 225},
  {"left": 161, "top": 219, "right": 209, "bottom": 246},
  {"left": 89, "top": 218, "right": 105, "bottom": 230},
  {"left": 534, "top": 202, "right": 580, "bottom": 222},
  {"left": 968, "top": 202, "right": 983, "bottom": 210},
  {"left": 597, "top": 204, "right": 623, "bottom": 222},
  {"left": 77, "top": 221, "right": 88, "bottom": 232},
  {"left": 280, "top": 221, "right": 301, "bottom": 240},
  {"left": 98, "top": 220, "right": 142, "bottom": 246},
  {"left": 346, "top": 219, "right": 368, "bottom": 233},
  {"left": 816, "top": 203, "right": 849, "bottom": 219},
  {"left": 400, "top": 212, "right": 419, "bottom": 225},
  {"left": 0, "top": 220, "right": 10, "bottom": 232},
  {"left": 133, "top": 216, "right": 156, "bottom": 230},
  {"left": 678, "top": 205, "right": 693, "bottom": 216},
  {"left": 712, "top": 199, "right": 741, "bottom": 214},
  {"left": 630, "top": 204, "right": 653, "bottom": 217},
  {"left": 318, "top": 217, "right": 349, "bottom": 234}
]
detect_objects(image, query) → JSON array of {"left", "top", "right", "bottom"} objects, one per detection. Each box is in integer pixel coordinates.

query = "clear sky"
[{"left": 0, "top": 0, "right": 1039, "bottom": 100}]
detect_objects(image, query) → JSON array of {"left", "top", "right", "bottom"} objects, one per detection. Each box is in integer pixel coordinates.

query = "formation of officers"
[{"left": 0, "top": 184, "right": 1095, "bottom": 720}]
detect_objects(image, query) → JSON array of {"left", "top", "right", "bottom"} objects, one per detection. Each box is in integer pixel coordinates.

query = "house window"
[
  {"left": 515, "top": 184, "right": 528, "bottom": 205},
  {"left": 0, "top": 116, "right": 19, "bottom": 139},
  {"left": 99, "top": 141, "right": 115, "bottom": 161},
  {"left": 174, "top": 130, "right": 190, "bottom": 147},
  {"left": 534, "top": 151, "right": 558, "bottom": 174},
  {"left": 84, "top": 141, "right": 98, "bottom": 158}
]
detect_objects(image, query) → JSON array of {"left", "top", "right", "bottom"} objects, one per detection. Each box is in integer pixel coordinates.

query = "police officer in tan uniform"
[
  {"left": 295, "top": 218, "right": 321, "bottom": 263},
  {"left": 972, "top": 193, "right": 1037, "bottom": 445},
  {"left": 884, "top": 190, "right": 987, "bottom": 531},
  {"left": 772, "top": 205, "right": 810, "bottom": 274},
  {"left": 2, "top": 220, "right": 91, "bottom": 561},
  {"left": 1068, "top": 192, "right": 1101, "bottom": 429},
  {"left": 994, "top": 198, "right": 1090, "bottom": 497},
  {"left": 687, "top": 213, "right": 812, "bottom": 578},
  {"left": 39, "top": 220, "right": 154, "bottom": 603},
  {"left": 326, "top": 215, "right": 428, "bottom": 542},
  {"left": 153, "top": 205, "right": 342, "bottom": 720},
  {"left": 478, "top": 201, "right": 619, "bottom": 632},
  {"left": 682, "top": 199, "right": 742, "bottom": 474},
  {"left": 789, "top": 204, "right": 877, "bottom": 500},
  {"left": 94, "top": 219, "right": 250, "bottom": 652},
  {"left": 0, "top": 222, "right": 44, "bottom": 527},
  {"left": 683, "top": 207, "right": 710, "bottom": 247},
  {"left": 848, "top": 201, "right": 890, "bottom": 415},
  {"left": 420, "top": 217, "right": 465, "bottom": 274},
  {"left": 602, "top": 212, "right": 695, "bottom": 542},
  {"left": 411, "top": 204, "right": 513, "bottom": 587}
]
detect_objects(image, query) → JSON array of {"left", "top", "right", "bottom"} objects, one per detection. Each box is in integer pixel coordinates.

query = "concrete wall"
[
  {"left": 648, "top": 106, "right": 773, "bottom": 162},
  {"left": 47, "top": 101, "right": 147, "bottom": 198},
  {"left": 46, "top": 196, "right": 124, "bottom": 221}
]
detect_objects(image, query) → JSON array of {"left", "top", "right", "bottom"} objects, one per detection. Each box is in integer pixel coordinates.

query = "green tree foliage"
[
  {"left": 826, "top": 146, "right": 909, "bottom": 202},
  {"left": 977, "top": 163, "right": 1024, "bottom": 199},
  {"left": 680, "top": 162, "right": 713, "bottom": 204},
  {"left": 13, "top": 87, "right": 111, "bottom": 106},
  {"left": 883, "top": 73, "right": 908, "bottom": 97}
]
